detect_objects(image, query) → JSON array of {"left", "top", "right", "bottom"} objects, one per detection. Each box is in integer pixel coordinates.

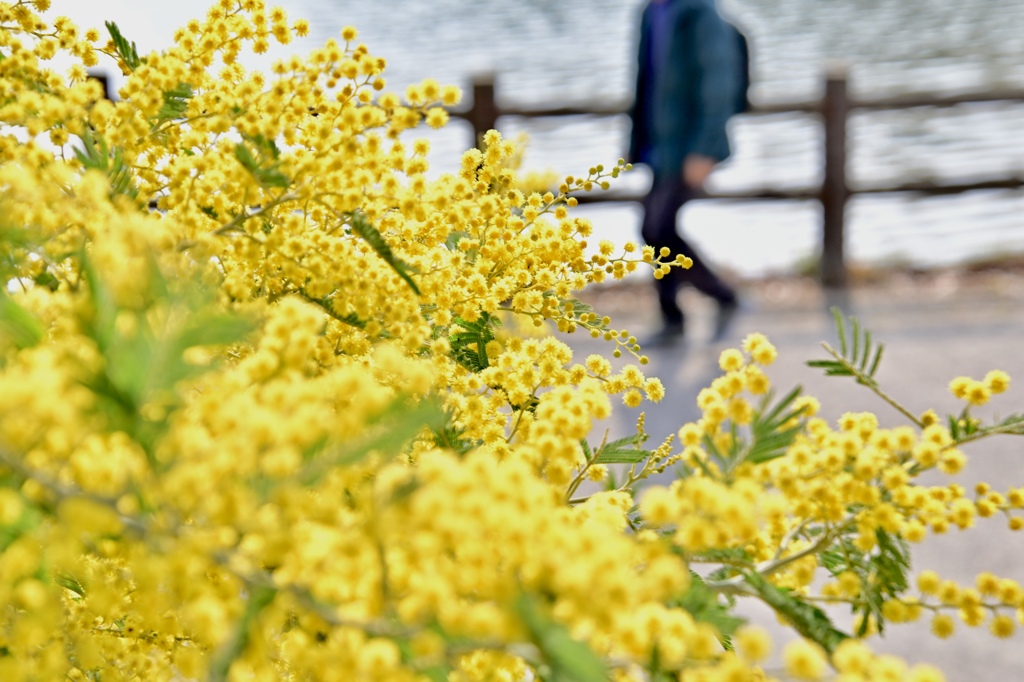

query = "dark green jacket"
[{"left": 628, "top": 0, "right": 742, "bottom": 180}]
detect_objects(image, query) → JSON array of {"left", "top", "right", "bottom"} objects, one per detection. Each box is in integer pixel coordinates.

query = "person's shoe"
[
  {"left": 711, "top": 298, "right": 740, "bottom": 342},
  {"left": 641, "top": 323, "right": 685, "bottom": 349}
]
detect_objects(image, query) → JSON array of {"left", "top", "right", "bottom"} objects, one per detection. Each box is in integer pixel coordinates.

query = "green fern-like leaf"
[
  {"left": 674, "top": 573, "right": 746, "bottom": 643},
  {"left": 692, "top": 547, "right": 753, "bottom": 567},
  {"left": 999, "top": 414, "right": 1024, "bottom": 435},
  {"left": 591, "top": 432, "right": 651, "bottom": 464},
  {"left": 74, "top": 128, "right": 138, "bottom": 201},
  {"left": 852, "top": 529, "right": 911, "bottom": 636},
  {"left": 744, "top": 385, "right": 804, "bottom": 465},
  {"left": 233, "top": 141, "right": 290, "bottom": 189},
  {"left": 105, "top": 21, "right": 142, "bottom": 71},
  {"left": 448, "top": 313, "right": 498, "bottom": 372},
  {"left": 745, "top": 572, "right": 850, "bottom": 654},
  {"left": 952, "top": 413, "right": 1024, "bottom": 444},
  {"left": 298, "top": 291, "right": 368, "bottom": 329},
  {"left": 516, "top": 594, "right": 608, "bottom": 682},
  {"left": 0, "top": 292, "right": 44, "bottom": 349},
  {"left": 298, "top": 397, "right": 445, "bottom": 485},
  {"left": 431, "top": 420, "right": 480, "bottom": 456},
  {"left": 348, "top": 211, "right": 421, "bottom": 295},
  {"left": 701, "top": 432, "right": 727, "bottom": 470},
  {"left": 807, "top": 307, "right": 884, "bottom": 383},
  {"left": 155, "top": 82, "right": 194, "bottom": 124},
  {"left": 55, "top": 572, "right": 87, "bottom": 598},
  {"left": 208, "top": 585, "right": 277, "bottom": 682},
  {"left": 561, "top": 297, "right": 606, "bottom": 328}
]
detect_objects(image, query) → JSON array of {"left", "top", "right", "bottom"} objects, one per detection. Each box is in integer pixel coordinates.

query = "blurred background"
[{"left": 72, "top": 0, "right": 1024, "bottom": 279}]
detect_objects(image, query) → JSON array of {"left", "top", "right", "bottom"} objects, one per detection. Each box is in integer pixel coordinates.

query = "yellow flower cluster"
[
  {"left": 784, "top": 639, "right": 944, "bottom": 682},
  {"left": 0, "top": 2, "right": 1021, "bottom": 681},
  {"left": 913, "top": 570, "right": 1024, "bottom": 638},
  {"left": 948, "top": 370, "right": 1010, "bottom": 406}
]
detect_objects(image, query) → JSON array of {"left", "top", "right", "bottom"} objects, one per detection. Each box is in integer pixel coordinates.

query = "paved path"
[{"left": 564, "top": 274, "right": 1024, "bottom": 681}]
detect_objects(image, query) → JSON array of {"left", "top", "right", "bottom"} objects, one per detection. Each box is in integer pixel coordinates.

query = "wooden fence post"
[
  {"left": 821, "top": 66, "right": 849, "bottom": 290},
  {"left": 467, "top": 75, "right": 499, "bottom": 148}
]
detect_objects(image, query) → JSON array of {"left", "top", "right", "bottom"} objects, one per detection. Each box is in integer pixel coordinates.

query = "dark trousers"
[{"left": 640, "top": 178, "right": 736, "bottom": 328}]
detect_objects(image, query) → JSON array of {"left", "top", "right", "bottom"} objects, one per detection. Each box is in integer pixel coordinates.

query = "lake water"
[{"left": 71, "top": 0, "right": 1024, "bottom": 277}]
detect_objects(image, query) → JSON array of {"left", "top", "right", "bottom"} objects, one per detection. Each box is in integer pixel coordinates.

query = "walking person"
[{"left": 628, "top": 0, "right": 746, "bottom": 345}]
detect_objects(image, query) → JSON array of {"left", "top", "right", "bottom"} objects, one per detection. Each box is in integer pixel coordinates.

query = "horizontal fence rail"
[{"left": 452, "top": 73, "right": 1024, "bottom": 289}]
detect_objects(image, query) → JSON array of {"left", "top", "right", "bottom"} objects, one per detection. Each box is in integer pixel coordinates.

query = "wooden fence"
[{"left": 453, "top": 70, "right": 1024, "bottom": 289}]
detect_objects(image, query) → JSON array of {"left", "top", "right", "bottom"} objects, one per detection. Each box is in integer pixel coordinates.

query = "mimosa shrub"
[{"left": 0, "top": 2, "right": 1021, "bottom": 680}]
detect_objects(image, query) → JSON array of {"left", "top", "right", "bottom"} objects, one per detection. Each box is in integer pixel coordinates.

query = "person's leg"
[
  {"left": 674, "top": 234, "right": 739, "bottom": 341},
  {"left": 640, "top": 179, "right": 691, "bottom": 331},
  {"left": 674, "top": 235, "right": 737, "bottom": 305}
]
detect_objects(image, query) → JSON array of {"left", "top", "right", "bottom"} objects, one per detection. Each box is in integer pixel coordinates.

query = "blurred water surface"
[{"left": 76, "top": 0, "right": 1024, "bottom": 276}]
